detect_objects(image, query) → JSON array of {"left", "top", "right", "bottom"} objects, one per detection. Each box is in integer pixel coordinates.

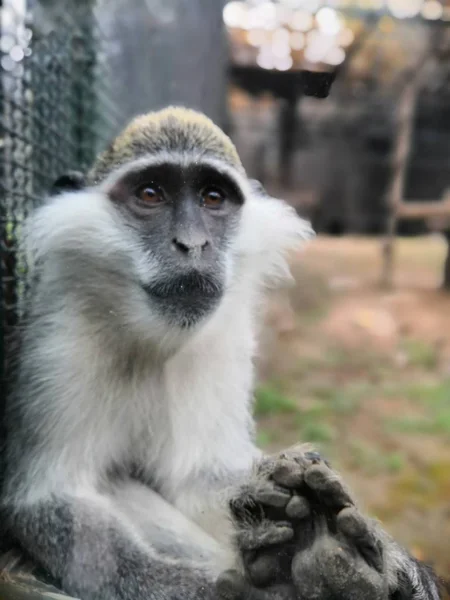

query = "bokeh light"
[
  {"left": 291, "top": 10, "right": 314, "bottom": 32},
  {"left": 223, "top": 0, "right": 447, "bottom": 74},
  {"left": 386, "top": 0, "right": 422, "bottom": 19},
  {"left": 223, "top": 2, "right": 248, "bottom": 29},
  {"left": 421, "top": 0, "right": 444, "bottom": 19},
  {"left": 316, "top": 7, "right": 343, "bottom": 36}
]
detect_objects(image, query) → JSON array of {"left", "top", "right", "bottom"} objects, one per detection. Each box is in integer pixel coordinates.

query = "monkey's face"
[{"left": 106, "top": 161, "right": 245, "bottom": 328}]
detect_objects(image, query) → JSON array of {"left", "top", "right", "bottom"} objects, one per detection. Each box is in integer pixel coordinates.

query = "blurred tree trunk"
[
  {"left": 382, "top": 56, "right": 433, "bottom": 289},
  {"left": 97, "top": 0, "right": 229, "bottom": 133},
  {"left": 382, "top": 80, "right": 417, "bottom": 289}
]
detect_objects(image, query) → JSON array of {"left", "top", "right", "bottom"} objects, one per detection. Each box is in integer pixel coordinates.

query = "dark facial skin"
[{"left": 108, "top": 162, "right": 245, "bottom": 327}]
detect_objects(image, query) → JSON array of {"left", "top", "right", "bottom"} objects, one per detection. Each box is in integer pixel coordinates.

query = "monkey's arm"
[
  {"left": 5, "top": 492, "right": 218, "bottom": 600},
  {"left": 372, "top": 530, "right": 442, "bottom": 600}
]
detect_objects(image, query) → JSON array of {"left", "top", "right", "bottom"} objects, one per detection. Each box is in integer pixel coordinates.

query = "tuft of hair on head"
[{"left": 88, "top": 106, "right": 243, "bottom": 185}]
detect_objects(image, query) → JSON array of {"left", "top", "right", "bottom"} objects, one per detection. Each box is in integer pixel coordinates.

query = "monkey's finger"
[
  {"left": 237, "top": 521, "right": 294, "bottom": 551},
  {"left": 230, "top": 483, "right": 291, "bottom": 523},
  {"left": 337, "top": 507, "right": 384, "bottom": 573},
  {"left": 270, "top": 461, "right": 304, "bottom": 489},
  {"left": 258, "top": 451, "right": 310, "bottom": 489},
  {"left": 304, "top": 464, "right": 354, "bottom": 510},
  {"left": 245, "top": 550, "right": 279, "bottom": 587},
  {"left": 285, "top": 494, "right": 310, "bottom": 520},
  {"left": 216, "top": 570, "right": 248, "bottom": 600},
  {"left": 256, "top": 485, "right": 292, "bottom": 509},
  {"left": 243, "top": 546, "right": 292, "bottom": 588},
  {"left": 256, "top": 456, "right": 304, "bottom": 490},
  {"left": 271, "top": 448, "right": 330, "bottom": 488},
  {"left": 257, "top": 449, "right": 329, "bottom": 491}
]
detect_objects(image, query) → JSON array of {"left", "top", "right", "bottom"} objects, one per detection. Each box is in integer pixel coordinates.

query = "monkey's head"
[{"left": 31, "top": 107, "right": 313, "bottom": 344}]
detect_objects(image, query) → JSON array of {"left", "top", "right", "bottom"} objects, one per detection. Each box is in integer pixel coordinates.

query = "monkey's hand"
[
  {"left": 217, "top": 449, "right": 441, "bottom": 600},
  {"left": 215, "top": 448, "right": 317, "bottom": 600}
]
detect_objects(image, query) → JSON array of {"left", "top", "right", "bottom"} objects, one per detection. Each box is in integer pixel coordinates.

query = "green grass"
[
  {"left": 308, "top": 347, "right": 391, "bottom": 382},
  {"left": 308, "top": 380, "right": 370, "bottom": 414},
  {"left": 400, "top": 339, "right": 439, "bottom": 370},
  {"left": 406, "top": 380, "right": 450, "bottom": 406},
  {"left": 256, "top": 373, "right": 450, "bottom": 471},
  {"left": 254, "top": 384, "right": 298, "bottom": 417},
  {"left": 300, "top": 421, "right": 336, "bottom": 443},
  {"left": 386, "top": 414, "right": 450, "bottom": 436},
  {"left": 256, "top": 429, "right": 276, "bottom": 448},
  {"left": 348, "top": 440, "right": 407, "bottom": 474},
  {"left": 378, "top": 379, "right": 450, "bottom": 438},
  {"left": 435, "top": 411, "right": 450, "bottom": 434},
  {"left": 384, "top": 452, "right": 406, "bottom": 473}
]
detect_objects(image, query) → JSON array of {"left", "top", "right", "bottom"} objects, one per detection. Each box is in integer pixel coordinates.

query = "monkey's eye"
[
  {"left": 136, "top": 185, "right": 164, "bottom": 205},
  {"left": 201, "top": 187, "right": 226, "bottom": 209}
]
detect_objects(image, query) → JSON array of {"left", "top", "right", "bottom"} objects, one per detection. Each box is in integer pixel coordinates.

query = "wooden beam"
[
  {"left": 381, "top": 54, "right": 436, "bottom": 289},
  {"left": 397, "top": 199, "right": 450, "bottom": 219}
]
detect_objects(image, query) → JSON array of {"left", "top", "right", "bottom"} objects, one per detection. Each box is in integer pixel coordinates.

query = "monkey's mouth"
[{"left": 142, "top": 271, "right": 223, "bottom": 302}]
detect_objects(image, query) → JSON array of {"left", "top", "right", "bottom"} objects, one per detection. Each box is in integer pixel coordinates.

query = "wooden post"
[
  {"left": 443, "top": 231, "right": 450, "bottom": 290},
  {"left": 381, "top": 70, "right": 424, "bottom": 289},
  {"left": 381, "top": 19, "right": 448, "bottom": 289}
]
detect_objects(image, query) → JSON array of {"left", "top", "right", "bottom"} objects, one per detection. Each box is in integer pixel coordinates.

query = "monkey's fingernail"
[
  {"left": 258, "top": 489, "right": 291, "bottom": 508},
  {"left": 271, "top": 464, "right": 303, "bottom": 488},
  {"left": 237, "top": 523, "right": 293, "bottom": 551},
  {"left": 305, "top": 451, "right": 322, "bottom": 464}
]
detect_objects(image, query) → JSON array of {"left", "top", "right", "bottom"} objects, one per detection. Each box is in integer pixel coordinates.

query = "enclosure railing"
[{"left": 0, "top": 0, "right": 120, "bottom": 389}]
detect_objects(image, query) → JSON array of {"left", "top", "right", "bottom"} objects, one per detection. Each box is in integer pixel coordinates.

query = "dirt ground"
[{"left": 257, "top": 235, "right": 450, "bottom": 589}]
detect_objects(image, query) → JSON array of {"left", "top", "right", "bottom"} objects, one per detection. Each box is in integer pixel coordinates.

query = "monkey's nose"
[{"left": 172, "top": 237, "right": 209, "bottom": 254}]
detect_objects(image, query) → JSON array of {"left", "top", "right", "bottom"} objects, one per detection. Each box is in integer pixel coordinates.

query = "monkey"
[{"left": 0, "top": 107, "right": 442, "bottom": 600}]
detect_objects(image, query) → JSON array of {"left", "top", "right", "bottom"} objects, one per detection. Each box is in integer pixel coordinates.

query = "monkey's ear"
[
  {"left": 51, "top": 171, "right": 86, "bottom": 195},
  {"left": 248, "top": 179, "right": 271, "bottom": 199}
]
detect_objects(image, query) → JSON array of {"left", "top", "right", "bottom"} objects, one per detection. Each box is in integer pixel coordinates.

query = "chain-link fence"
[{"left": 0, "top": 0, "right": 121, "bottom": 388}]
